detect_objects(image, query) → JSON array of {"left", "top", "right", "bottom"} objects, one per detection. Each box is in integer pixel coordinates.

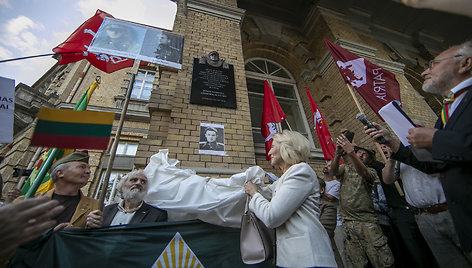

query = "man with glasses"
[{"left": 365, "top": 40, "right": 472, "bottom": 261}]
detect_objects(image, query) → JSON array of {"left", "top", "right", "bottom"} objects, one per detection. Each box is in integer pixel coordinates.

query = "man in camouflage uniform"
[{"left": 328, "top": 131, "right": 394, "bottom": 268}]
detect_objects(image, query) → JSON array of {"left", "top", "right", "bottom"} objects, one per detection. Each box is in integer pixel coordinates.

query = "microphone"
[{"left": 356, "top": 113, "right": 387, "bottom": 144}]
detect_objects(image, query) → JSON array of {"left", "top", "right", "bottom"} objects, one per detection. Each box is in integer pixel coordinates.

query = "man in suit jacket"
[
  {"left": 102, "top": 170, "right": 167, "bottom": 226},
  {"left": 365, "top": 40, "right": 472, "bottom": 260},
  {"left": 15, "top": 151, "right": 101, "bottom": 230}
]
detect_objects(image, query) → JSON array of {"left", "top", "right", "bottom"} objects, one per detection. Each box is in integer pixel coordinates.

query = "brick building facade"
[{"left": 1, "top": 0, "right": 471, "bottom": 201}]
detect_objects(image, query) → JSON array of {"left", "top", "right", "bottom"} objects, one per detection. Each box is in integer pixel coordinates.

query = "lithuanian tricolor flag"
[{"left": 30, "top": 107, "right": 114, "bottom": 150}]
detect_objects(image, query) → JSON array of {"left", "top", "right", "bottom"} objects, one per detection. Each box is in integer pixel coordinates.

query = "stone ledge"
[{"left": 187, "top": 0, "right": 245, "bottom": 22}]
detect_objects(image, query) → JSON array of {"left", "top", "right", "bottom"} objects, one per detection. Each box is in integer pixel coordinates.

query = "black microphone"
[{"left": 356, "top": 113, "right": 387, "bottom": 144}]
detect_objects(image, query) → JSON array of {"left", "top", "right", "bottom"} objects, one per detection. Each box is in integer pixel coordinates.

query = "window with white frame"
[
  {"left": 116, "top": 142, "right": 138, "bottom": 156},
  {"left": 245, "top": 58, "right": 314, "bottom": 147},
  {"left": 131, "top": 70, "right": 155, "bottom": 100}
]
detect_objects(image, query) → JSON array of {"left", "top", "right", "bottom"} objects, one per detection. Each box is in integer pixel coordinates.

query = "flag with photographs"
[{"left": 53, "top": 9, "right": 141, "bottom": 73}]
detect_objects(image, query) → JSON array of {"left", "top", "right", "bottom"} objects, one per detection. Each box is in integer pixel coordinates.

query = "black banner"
[{"left": 11, "top": 220, "right": 273, "bottom": 268}]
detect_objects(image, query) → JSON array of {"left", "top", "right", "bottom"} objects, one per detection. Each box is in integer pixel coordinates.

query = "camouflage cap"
[{"left": 51, "top": 151, "right": 89, "bottom": 172}]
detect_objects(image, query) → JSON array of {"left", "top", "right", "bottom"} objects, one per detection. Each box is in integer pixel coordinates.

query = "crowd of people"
[
  {"left": 0, "top": 40, "right": 471, "bottom": 267},
  {"left": 314, "top": 40, "right": 472, "bottom": 268}
]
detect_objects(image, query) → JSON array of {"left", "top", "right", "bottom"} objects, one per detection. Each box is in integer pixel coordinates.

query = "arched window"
[{"left": 245, "top": 58, "right": 314, "bottom": 151}]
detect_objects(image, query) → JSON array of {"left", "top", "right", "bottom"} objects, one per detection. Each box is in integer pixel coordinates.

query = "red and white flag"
[
  {"left": 324, "top": 37, "right": 401, "bottom": 119},
  {"left": 261, "top": 80, "right": 286, "bottom": 160},
  {"left": 306, "top": 89, "right": 340, "bottom": 162},
  {"left": 53, "top": 10, "right": 139, "bottom": 73}
]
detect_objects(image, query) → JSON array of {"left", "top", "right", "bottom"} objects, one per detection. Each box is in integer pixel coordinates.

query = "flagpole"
[
  {"left": 346, "top": 84, "right": 365, "bottom": 113},
  {"left": 0, "top": 53, "right": 55, "bottom": 63},
  {"left": 25, "top": 148, "right": 61, "bottom": 199},
  {"left": 285, "top": 120, "right": 292, "bottom": 131},
  {"left": 345, "top": 83, "right": 404, "bottom": 197},
  {"left": 98, "top": 60, "right": 140, "bottom": 210},
  {"left": 23, "top": 79, "right": 100, "bottom": 198},
  {"left": 15, "top": 147, "right": 42, "bottom": 190}
]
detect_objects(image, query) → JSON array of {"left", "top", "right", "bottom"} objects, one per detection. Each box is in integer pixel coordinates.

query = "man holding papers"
[{"left": 365, "top": 40, "right": 472, "bottom": 262}]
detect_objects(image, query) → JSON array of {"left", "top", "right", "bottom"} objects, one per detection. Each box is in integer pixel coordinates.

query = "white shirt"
[
  {"left": 325, "top": 179, "right": 342, "bottom": 226},
  {"left": 325, "top": 179, "right": 340, "bottom": 200},
  {"left": 398, "top": 163, "right": 446, "bottom": 208},
  {"left": 448, "top": 77, "right": 472, "bottom": 118},
  {"left": 110, "top": 200, "right": 144, "bottom": 226}
]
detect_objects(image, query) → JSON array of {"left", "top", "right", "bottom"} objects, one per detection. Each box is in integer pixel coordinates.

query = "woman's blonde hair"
[{"left": 273, "top": 130, "right": 310, "bottom": 165}]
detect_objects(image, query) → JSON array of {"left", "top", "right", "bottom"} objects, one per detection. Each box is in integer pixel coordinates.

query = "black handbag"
[{"left": 240, "top": 196, "right": 274, "bottom": 264}]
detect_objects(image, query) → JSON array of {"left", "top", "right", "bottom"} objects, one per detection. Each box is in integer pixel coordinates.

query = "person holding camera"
[{"left": 328, "top": 130, "right": 394, "bottom": 268}]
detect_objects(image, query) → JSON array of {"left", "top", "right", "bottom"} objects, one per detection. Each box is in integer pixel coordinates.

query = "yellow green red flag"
[{"left": 30, "top": 108, "right": 114, "bottom": 150}]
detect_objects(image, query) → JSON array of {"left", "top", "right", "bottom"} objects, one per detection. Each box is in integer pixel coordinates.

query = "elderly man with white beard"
[{"left": 101, "top": 170, "right": 167, "bottom": 226}]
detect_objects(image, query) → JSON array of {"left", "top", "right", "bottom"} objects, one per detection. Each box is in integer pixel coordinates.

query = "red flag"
[
  {"left": 323, "top": 37, "right": 401, "bottom": 119},
  {"left": 261, "top": 80, "right": 286, "bottom": 160},
  {"left": 306, "top": 89, "right": 340, "bottom": 162},
  {"left": 53, "top": 10, "right": 139, "bottom": 73}
]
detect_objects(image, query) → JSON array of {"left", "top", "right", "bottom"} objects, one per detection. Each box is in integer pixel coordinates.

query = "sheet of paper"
[
  {"left": 379, "top": 101, "right": 415, "bottom": 146},
  {"left": 379, "top": 102, "right": 442, "bottom": 163}
]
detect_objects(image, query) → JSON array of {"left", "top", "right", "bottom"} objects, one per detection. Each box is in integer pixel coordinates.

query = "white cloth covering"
[{"left": 143, "top": 149, "right": 265, "bottom": 228}]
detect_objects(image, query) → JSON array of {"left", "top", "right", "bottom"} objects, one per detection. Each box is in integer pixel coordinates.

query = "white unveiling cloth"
[{"left": 143, "top": 149, "right": 266, "bottom": 228}]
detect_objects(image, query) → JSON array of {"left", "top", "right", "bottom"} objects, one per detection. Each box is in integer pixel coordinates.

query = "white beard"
[
  {"left": 422, "top": 68, "right": 456, "bottom": 96},
  {"left": 122, "top": 187, "right": 146, "bottom": 204}
]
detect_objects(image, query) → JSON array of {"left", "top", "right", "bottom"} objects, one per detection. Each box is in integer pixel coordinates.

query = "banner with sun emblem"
[
  {"left": 152, "top": 232, "right": 203, "bottom": 268},
  {"left": 11, "top": 220, "right": 273, "bottom": 268}
]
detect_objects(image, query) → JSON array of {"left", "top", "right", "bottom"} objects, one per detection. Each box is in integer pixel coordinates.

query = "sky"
[{"left": 0, "top": 0, "right": 177, "bottom": 86}]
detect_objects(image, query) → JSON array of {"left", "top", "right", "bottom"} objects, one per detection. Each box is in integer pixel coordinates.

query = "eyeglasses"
[{"left": 428, "top": 54, "right": 464, "bottom": 69}]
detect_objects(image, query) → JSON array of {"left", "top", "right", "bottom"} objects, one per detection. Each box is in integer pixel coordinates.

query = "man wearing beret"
[
  {"left": 199, "top": 127, "right": 224, "bottom": 151},
  {"left": 17, "top": 151, "right": 102, "bottom": 230}
]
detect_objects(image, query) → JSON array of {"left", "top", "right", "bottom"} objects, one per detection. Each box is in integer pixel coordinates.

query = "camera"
[{"left": 344, "top": 130, "right": 355, "bottom": 143}]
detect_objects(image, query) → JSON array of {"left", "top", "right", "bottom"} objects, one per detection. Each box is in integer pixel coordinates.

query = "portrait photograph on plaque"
[
  {"left": 88, "top": 17, "right": 184, "bottom": 69},
  {"left": 199, "top": 122, "right": 226, "bottom": 156},
  {"left": 190, "top": 52, "right": 236, "bottom": 109}
]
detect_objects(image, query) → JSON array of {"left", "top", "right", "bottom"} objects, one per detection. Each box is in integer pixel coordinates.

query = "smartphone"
[{"left": 344, "top": 130, "right": 355, "bottom": 143}]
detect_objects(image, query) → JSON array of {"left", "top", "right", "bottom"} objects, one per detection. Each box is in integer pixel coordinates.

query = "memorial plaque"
[{"left": 190, "top": 58, "right": 236, "bottom": 109}]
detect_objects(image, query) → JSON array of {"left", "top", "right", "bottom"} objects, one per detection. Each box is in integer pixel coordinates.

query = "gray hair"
[
  {"left": 455, "top": 40, "right": 472, "bottom": 75},
  {"left": 50, "top": 163, "right": 69, "bottom": 183},
  {"left": 456, "top": 40, "right": 472, "bottom": 57},
  {"left": 273, "top": 130, "right": 310, "bottom": 165},
  {"left": 117, "top": 169, "right": 147, "bottom": 194}
]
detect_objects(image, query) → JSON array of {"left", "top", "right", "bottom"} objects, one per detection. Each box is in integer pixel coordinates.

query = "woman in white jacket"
[{"left": 245, "top": 130, "right": 337, "bottom": 268}]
